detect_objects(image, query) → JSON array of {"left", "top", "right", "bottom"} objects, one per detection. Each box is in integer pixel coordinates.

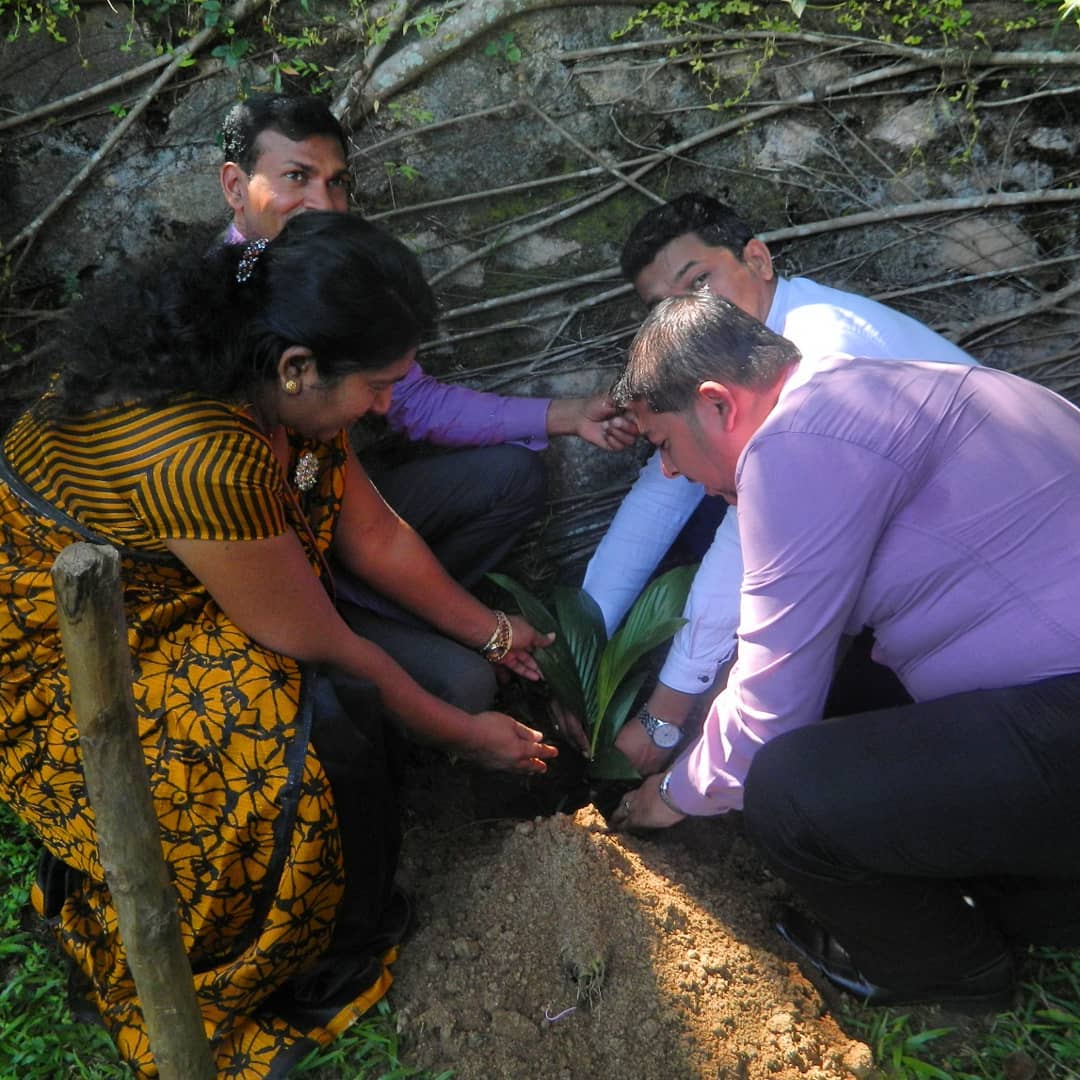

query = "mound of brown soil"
[{"left": 390, "top": 761, "right": 876, "bottom": 1080}]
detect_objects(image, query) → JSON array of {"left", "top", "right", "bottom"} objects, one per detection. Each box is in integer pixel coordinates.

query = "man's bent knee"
[
  {"left": 489, "top": 445, "right": 547, "bottom": 519},
  {"left": 743, "top": 733, "right": 832, "bottom": 867}
]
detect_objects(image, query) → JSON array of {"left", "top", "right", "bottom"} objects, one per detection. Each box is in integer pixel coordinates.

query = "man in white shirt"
[{"left": 581, "top": 192, "right": 977, "bottom": 772}]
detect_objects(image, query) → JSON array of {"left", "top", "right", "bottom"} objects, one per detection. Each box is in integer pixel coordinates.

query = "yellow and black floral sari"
[{"left": 0, "top": 397, "right": 395, "bottom": 1078}]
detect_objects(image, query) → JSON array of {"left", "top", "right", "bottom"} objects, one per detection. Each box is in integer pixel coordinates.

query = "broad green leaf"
[
  {"left": 593, "top": 668, "right": 649, "bottom": 759},
  {"left": 597, "top": 565, "right": 695, "bottom": 712},
  {"left": 597, "top": 614, "right": 686, "bottom": 720},
  {"left": 552, "top": 585, "right": 605, "bottom": 727},
  {"left": 487, "top": 573, "right": 587, "bottom": 720},
  {"left": 489, "top": 570, "right": 695, "bottom": 760},
  {"left": 487, "top": 572, "right": 556, "bottom": 632},
  {"left": 588, "top": 743, "right": 641, "bottom": 781},
  {"left": 611, "top": 564, "right": 695, "bottom": 652}
]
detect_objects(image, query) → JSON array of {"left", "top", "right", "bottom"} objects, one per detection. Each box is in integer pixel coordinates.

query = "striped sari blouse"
[{"left": 3, "top": 397, "right": 289, "bottom": 549}]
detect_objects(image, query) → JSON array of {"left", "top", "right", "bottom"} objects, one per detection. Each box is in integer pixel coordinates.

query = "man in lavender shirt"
[
  {"left": 610, "top": 291, "right": 1080, "bottom": 1009},
  {"left": 219, "top": 94, "right": 635, "bottom": 706}
]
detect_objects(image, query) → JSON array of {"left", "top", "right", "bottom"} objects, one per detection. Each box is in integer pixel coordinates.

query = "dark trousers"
[
  {"left": 337, "top": 602, "right": 497, "bottom": 715},
  {"left": 360, "top": 443, "right": 546, "bottom": 589},
  {"left": 334, "top": 444, "right": 546, "bottom": 713},
  {"left": 309, "top": 672, "right": 404, "bottom": 951},
  {"left": 743, "top": 669, "right": 1080, "bottom": 988},
  {"left": 669, "top": 494, "right": 728, "bottom": 566}
]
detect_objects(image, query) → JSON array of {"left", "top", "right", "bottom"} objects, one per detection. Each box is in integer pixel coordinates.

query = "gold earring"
[{"left": 284, "top": 379, "right": 300, "bottom": 395}]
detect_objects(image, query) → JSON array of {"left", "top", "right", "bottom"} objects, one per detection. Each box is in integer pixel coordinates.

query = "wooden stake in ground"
[{"left": 52, "top": 542, "right": 215, "bottom": 1080}]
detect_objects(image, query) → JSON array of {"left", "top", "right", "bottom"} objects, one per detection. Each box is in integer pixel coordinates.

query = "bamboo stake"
[{"left": 52, "top": 542, "right": 215, "bottom": 1080}]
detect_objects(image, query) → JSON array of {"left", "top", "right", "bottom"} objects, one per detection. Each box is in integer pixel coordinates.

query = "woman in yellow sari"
[{"left": 0, "top": 212, "right": 556, "bottom": 1077}]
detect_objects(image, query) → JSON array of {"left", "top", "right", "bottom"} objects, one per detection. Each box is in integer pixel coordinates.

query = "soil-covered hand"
[
  {"left": 499, "top": 616, "right": 555, "bottom": 681},
  {"left": 614, "top": 717, "right": 677, "bottom": 776},
  {"left": 608, "top": 774, "right": 684, "bottom": 832},
  {"left": 462, "top": 711, "right": 559, "bottom": 774},
  {"left": 549, "top": 699, "right": 590, "bottom": 754},
  {"left": 577, "top": 392, "right": 639, "bottom": 452},
  {"left": 546, "top": 394, "right": 638, "bottom": 452}
]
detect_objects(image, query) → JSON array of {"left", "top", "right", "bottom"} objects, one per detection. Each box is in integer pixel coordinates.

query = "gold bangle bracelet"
[{"left": 480, "top": 609, "right": 513, "bottom": 663}]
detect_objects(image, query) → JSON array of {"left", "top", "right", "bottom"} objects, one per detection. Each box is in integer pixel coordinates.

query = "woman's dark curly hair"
[{"left": 45, "top": 212, "right": 436, "bottom": 415}]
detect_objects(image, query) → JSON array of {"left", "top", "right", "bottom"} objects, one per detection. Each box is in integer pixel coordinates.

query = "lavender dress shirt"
[{"left": 666, "top": 356, "right": 1080, "bottom": 815}]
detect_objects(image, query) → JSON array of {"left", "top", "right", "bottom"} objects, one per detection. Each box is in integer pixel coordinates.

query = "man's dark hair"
[
  {"left": 220, "top": 93, "right": 347, "bottom": 173},
  {"left": 612, "top": 291, "right": 800, "bottom": 413},
  {"left": 620, "top": 193, "right": 758, "bottom": 283}
]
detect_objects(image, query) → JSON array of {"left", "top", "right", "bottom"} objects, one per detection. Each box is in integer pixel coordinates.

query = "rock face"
[{"left": 3, "top": 3, "right": 1080, "bottom": 572}]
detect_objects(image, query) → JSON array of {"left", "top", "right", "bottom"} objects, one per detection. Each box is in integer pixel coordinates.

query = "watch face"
[{"left": 654, "top": 723, "right": 681, "bottom": 749}]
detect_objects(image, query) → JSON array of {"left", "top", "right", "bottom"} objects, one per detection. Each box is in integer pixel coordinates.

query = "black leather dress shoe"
[{"left": 775, "top": 905, "right": 1015, "bottom": 1009}]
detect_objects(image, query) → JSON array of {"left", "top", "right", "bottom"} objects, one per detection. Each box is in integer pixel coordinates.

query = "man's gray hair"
[{"left": 612, "top": 292, "right": 801, "bottom": 413}]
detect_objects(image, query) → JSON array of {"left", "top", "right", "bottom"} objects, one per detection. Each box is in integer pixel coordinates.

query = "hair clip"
[{"left": 236, "top": 237, "right": 270, "bottom": 284}]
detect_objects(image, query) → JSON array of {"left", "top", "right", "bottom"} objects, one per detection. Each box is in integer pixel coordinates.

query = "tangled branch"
[{"left": 1, "top": 0, "right": 269, "bottom": 259}]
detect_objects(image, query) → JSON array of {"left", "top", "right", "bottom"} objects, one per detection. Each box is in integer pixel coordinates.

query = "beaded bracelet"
[{"left": 480, "top": 609, "right": 513, "bottom": 663}]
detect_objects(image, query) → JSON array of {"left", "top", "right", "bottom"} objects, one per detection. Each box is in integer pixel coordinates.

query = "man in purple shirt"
[
  {"left": 611, "top": 291, "right": 1080, "bottom": 1009},
  {"left": 219, "top": 94, "right": 635, "bottom": 706}
]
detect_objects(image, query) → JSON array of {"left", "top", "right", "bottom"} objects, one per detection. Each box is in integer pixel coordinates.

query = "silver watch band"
[
  {"left": 638, "top": 705, "right": 683, "bottom": 749},
  {"left": 638, "top": 705, "right": 659, "bottom": 735}
]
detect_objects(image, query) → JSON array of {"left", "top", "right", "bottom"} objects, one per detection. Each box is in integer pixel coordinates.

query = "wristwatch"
[{"left": 637, "top": 705, "right": 683, "bottom": 749}]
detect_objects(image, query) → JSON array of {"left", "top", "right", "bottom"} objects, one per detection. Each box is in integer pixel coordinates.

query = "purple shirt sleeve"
[{"left": 386, "top": 361, "right": 551, "bottom": 448}]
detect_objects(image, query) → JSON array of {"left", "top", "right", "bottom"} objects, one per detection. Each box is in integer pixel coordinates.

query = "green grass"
[
  {"left": 848, "top": 947, "right": 1080, "bottom": 1078},
  {"left": 0, "top": 802, "right": 125, "bottom": 1078},
  {"left": 0, "top": 800, "right": 449, "bottom": 1079},
  {"left": 290, "top": 1002, "right": 453, "bottom": 1079}
]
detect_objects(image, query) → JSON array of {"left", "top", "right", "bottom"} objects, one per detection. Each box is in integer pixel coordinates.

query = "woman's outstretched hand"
[
  {"left": 464, "top": 712, "right": 559, "bottom": 773},
  {"left": 499, "top": 616, "right": 555, "bottom": 681}
]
